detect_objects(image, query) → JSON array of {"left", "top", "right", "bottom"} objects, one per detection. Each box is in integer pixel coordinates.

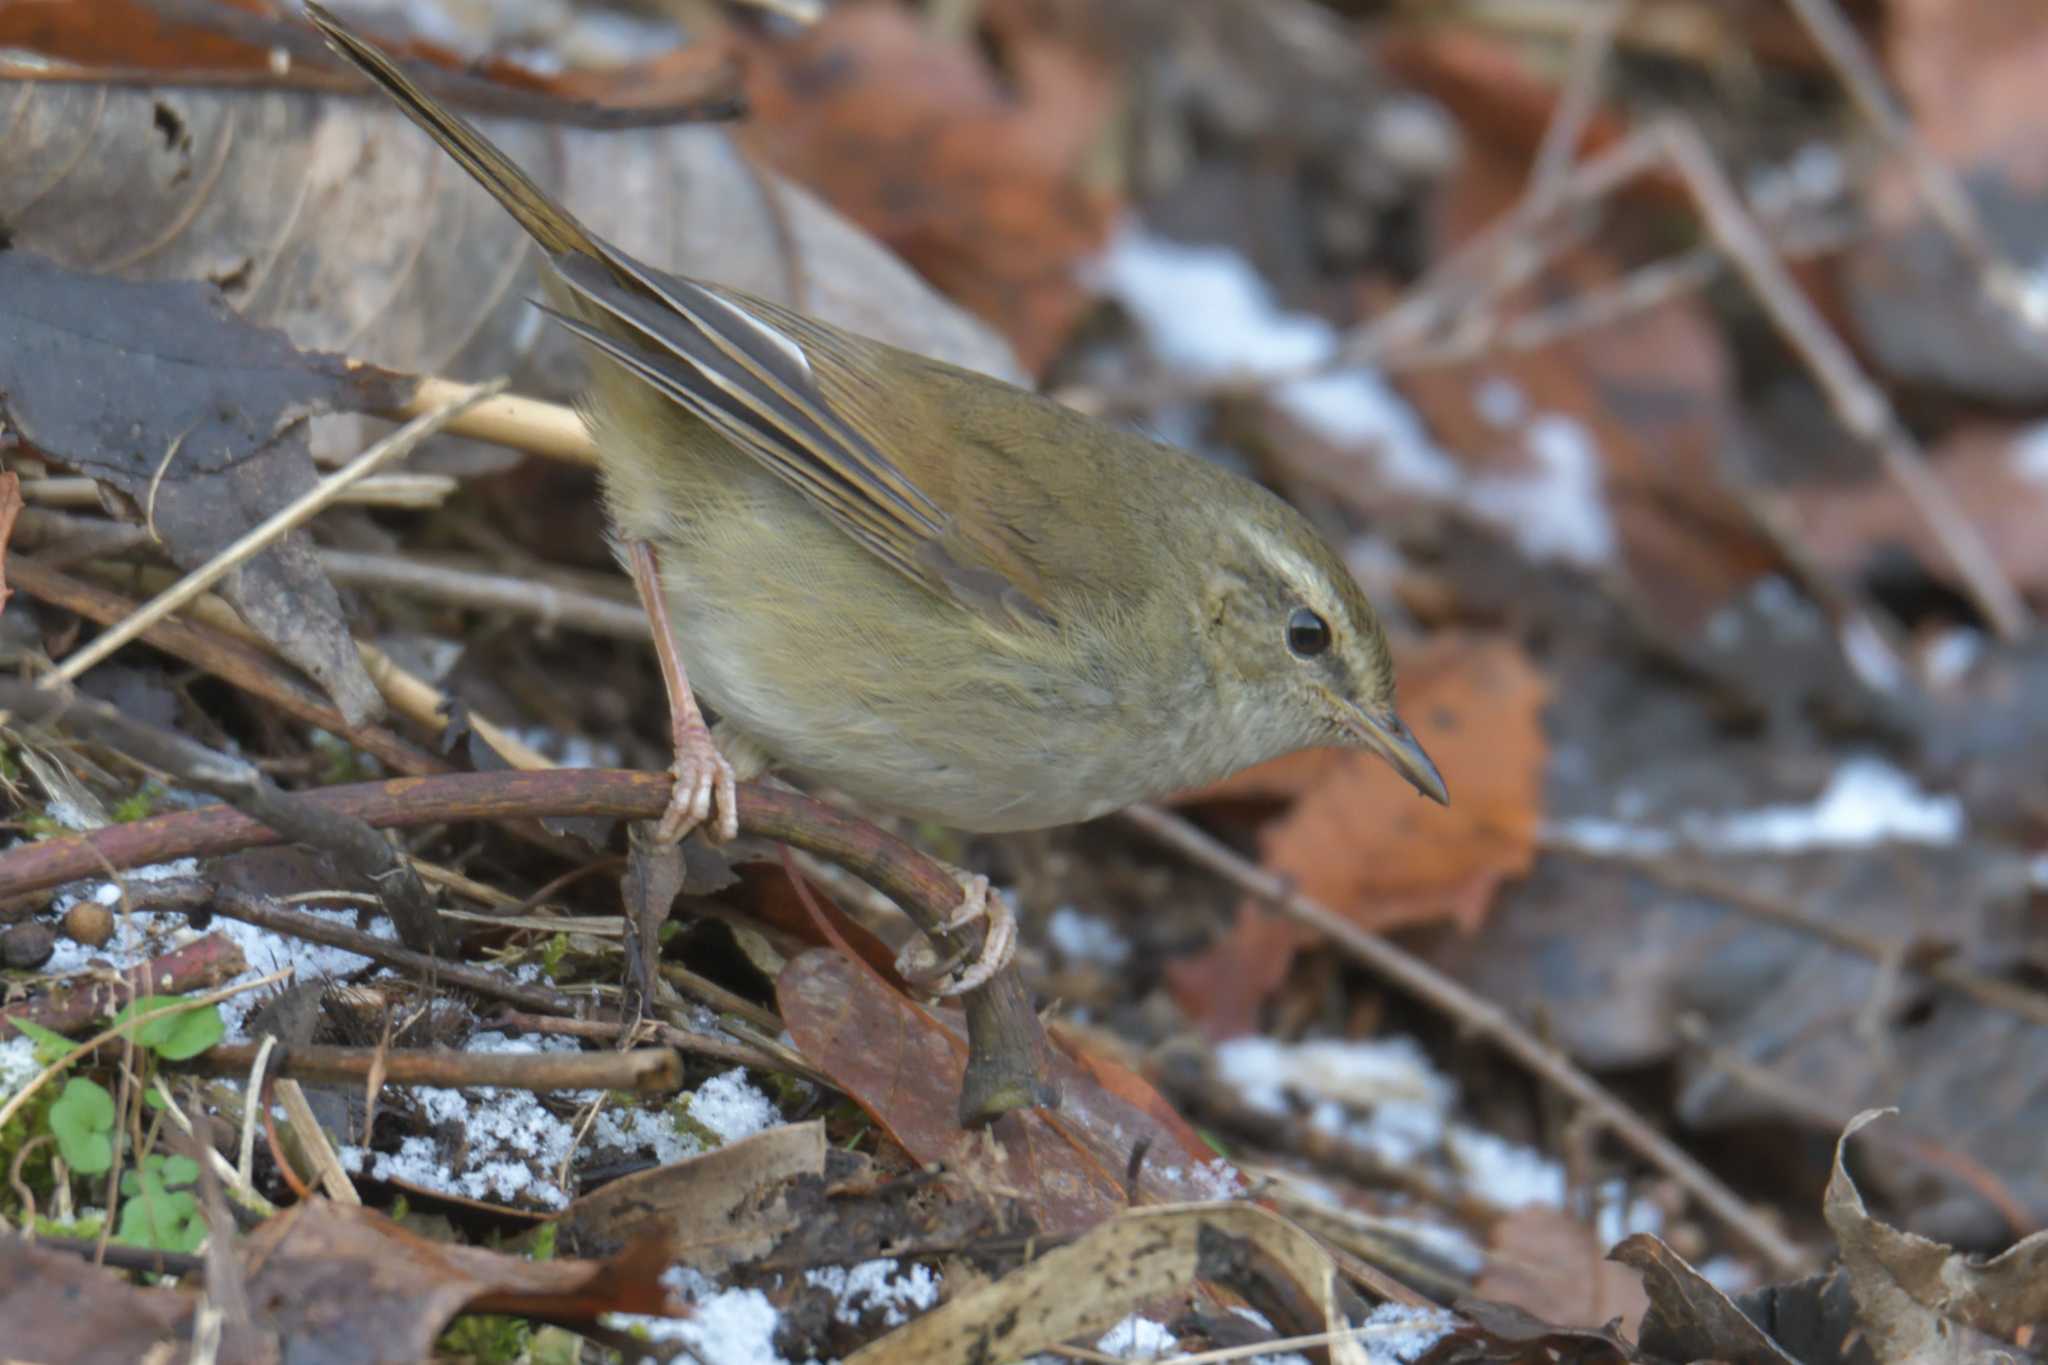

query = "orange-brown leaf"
[
  {"left": 1256, "top": 635, "right": 1547, "bottom": 936},
  {"left": 778, "top": 949, "right": 1236, "bottom": 1236},
  {"left": 1164, "top": 902, "right": 1309, "bottom": 1041},
  {"left": 737, "top": 3, "right": 1120, "bottom": 370},
  {"left": 1474, "top": 1207, "right": 1650, "bottom": 1337}
]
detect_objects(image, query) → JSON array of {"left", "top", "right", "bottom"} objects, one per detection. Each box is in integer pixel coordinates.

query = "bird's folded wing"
[{"left": 547, "top": 251, "right": 1054, "bottom": 630}]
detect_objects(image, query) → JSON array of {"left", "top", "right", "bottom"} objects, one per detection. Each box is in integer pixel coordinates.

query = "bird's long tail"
[{"left": 305, "top": 2, "right": 603, "bottom": 262}]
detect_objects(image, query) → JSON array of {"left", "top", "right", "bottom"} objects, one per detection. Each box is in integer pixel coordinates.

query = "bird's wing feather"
[{"left": 550, "top": 251, "right": 1054, "bottom": 629}]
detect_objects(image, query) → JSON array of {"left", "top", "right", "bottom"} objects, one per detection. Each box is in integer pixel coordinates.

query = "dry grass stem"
[{"left": 43, "top": 379, "right": 507, "bottom": 688}]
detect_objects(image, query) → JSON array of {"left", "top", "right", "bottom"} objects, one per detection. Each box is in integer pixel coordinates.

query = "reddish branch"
[
  {"left": 0, "top": 931, "right": 248, "bottom": 1035},
  {"left": 0, "top": 769, "right": 1054, "bottom": 1124},
  {"left": 189, "top": 1042, "right": 682, "bottom": 1093}
]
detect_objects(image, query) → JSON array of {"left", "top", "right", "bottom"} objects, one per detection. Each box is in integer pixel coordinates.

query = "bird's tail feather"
[{"left": 305, "top": 2, "right": 602, "bottom": 262}]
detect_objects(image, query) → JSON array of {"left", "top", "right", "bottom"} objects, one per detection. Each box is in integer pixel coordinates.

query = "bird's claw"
[
  {"left": 653, "top": 729, "right": 738, "bottom": 845},
  {"left": 895, "top": 871, "right": 1017, "bottom": 997}
]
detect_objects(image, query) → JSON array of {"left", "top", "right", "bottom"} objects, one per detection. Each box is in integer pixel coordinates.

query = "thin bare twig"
[
  {"left": 14, "top": 473, "right": 456, "bottom": 512},
  {"left": 1783, "top": 0, "right": 2048, "bottom": 344},
  {"left": 209, "top": 883, "right": 581, "bottom": 1015},
  {"left": 1651, "top": 118, "right": 2032, "bottom": 639},
  {"left": 44, "top": 379, "right": 506, "bottom": 687},
  {"left": 188, "top": 1041, "right": 681, "bottom": 1093},
  {"left": 1119, "top": 802, "right": 1808, "bottom": 1275},
  {"left": 1523, "top": 0, "right": 1625, "bottom": 212},
  {"left": 5, "top": 556, "right": 447, "bottom": 777},
  {"left": 318, "top": 549, "right": 647, "bottom": 639},
  {"left": 1551, "top": 844, "right": 2048, "bottom": 1030},
  {"left": 395, "top": 376, "right": 597, "bottom": 466},
  {"left": 0, "top": 678, "right": 445, "bottom": 953},
  {"left": 0, "top": 771, "right": 1056, "bottom": 1125}
]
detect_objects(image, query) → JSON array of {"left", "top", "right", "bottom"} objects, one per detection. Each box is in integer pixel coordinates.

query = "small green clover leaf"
[
  {"left": 48, "top": 1077, "right": 115, "bottom": 1174},
  {"left": 117, "top": 1153, "right": 205, "bottom": 1253},
  {"left": 112, "top": 996, "right": 224, "bottom": 1061}
]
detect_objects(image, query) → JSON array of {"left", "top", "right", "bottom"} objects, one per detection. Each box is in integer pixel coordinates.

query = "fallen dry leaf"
[
  {"left": 240, "top": 1198, "right": 676, "bottom": 1354},
  {"left": 1472, "top": 1207, "right": 1650, "bottom": 1339},
  {"left": 0, "top": 1233, "right": 196, "bottom": 1361},
  {"left": 738, "top": 1, "right": 1120, "bottom": 370},
  {"left": 1777, "top": 419, "right": 2048, "bottom": 597},
  {"left": 843, "top": 1203, "right": 1377, "bottom": 1365},
  {"left": 1164, "top": 901, "right": 1311, "bottom": 1041},
  {"left": 1610, "top": 1232, "right": 1799, "bottom": 1365},
  {"left": 0, "top": 251, "right": 412, "bottom": 725},
  {"left": 1211, "top": 635, "right": 1548, "bottom": 936},
  {"left": 556, "top": 1120, "right": 826, "bottom": 1267},
  {"left": 1836, "top": 0, "right": 2048, "bottom": 403},
  {"left": 778, "top": 949, "right": 1235, "bottom": 1237},
  {"left": 1825, "top": 1109, "right": 2048, "bottom": 1358}
]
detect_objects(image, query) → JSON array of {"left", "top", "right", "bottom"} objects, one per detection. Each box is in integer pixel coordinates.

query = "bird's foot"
[
  {"left": 653, "top": 724, "right": 738, "bottom": 845},
  {"left": 895, "top": 870, "right": 1017, "bottom": 997}
]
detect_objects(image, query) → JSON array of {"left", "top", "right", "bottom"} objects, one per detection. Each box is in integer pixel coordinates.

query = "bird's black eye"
[{"left": 1286, "top": 607, "right": 1331, "bottom": 658}]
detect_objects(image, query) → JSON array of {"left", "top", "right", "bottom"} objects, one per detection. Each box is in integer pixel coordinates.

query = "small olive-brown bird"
[{"left": 309, "top": 5, "right": 1445, "bottom": 993}]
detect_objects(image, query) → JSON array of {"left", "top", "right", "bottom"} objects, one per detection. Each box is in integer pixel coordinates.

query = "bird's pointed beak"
[{"left": 1345, "top": 707, "right": 1449, "bottom": 805}]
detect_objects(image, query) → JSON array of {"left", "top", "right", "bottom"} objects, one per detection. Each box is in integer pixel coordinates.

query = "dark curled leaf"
[
  {"left": 1608, "top": 1232, "right": 1800, "bottom": 1365},
  {"left": 0, "top": 250, "right": 411, "bottom": 725}
]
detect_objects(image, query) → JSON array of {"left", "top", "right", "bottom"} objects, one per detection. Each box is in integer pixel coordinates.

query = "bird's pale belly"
[
  {"left": 697, "top": 654, "right": 1166, "bottom": 831},
  {"left": 675, "top": 611, "right": 1225, "bottom": 832}
]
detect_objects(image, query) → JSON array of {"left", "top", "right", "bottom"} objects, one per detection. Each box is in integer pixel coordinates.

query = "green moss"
[{"left": 108, "top": 782, "right": 163, "bottom": 824}]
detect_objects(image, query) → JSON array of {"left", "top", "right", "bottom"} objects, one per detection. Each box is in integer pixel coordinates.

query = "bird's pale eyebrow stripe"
[{"left": 1236, "top": 517, "right": 1327, "bottom": 602}]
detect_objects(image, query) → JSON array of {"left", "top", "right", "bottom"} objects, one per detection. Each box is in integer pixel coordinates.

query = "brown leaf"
[
  {"left": 1246, "top": 635, "right": 1547, "bottom": 936},
  {"left": 1472, "top": 1207, "right": 1649, "bottom": 1339},
  {"left": 1163, "top": 901, "right": 1310, "bottom": 1041},
  {"left": 239, "top": 1199, "right": 674, "bottom": 1353},
  {"left": 0, "top": 0, "right": 741, "bottom": 121},
  {"left": 1610, "top": 1232, "right": 1798, "bottom": 1364},
  {"left": 1825, "top": 1109, "right": 2048, "bottom": 1355},
  {"left": 557, "top": 1121, "right": 826, "bottom": 1267},
  {"left": 0, "top": 470, "right": 21, "bottom": 616},
  {"left": 843, "top": 1203, "right": 1364, "bottom": 1365},
  {"left": 778, "top": 949, "right": 1235, "bottom": 1237},
  {"left": 1776, "top": 420, "right": 2048, "bottom": 596},
  {"left": 737, "top": 2, "right": 1120, "bottom": 370},
  {"left": 0, "top": 251, "right": 402, "bottom": 724},
  {"left": 1835, "top": 0, "right": 2048, "bottom": 403},
  {"left": 0, "top": 1234, "right": 195, "bottom": 1361}
]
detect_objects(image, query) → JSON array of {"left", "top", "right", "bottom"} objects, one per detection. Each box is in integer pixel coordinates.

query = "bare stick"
[
  {"left": 273, "top": 1078, "right": 361, "bottom": 1203},
  {"left": 1523, "top": 0, "right": 1624, "bottom": 212},
  {"left": 44, "top": 379, "right": 506, "bottom": 687},
  {"left": 187, "top": 1041, "right": 682, "bottom": 1093},
  {"left": 1552, "top": 844, "right": 2048, "bottom": 1030},
  {"left": 1783, "top": 0, "right": 2048, "bottom": 343},
  {"left": 210, "top": 883, "right": 581, "bottom": 1015},
  {"left": 0, "top": 678, "right": 446, "bottom": 953},
  {"left": 1652, "top": 119, "right": 2031, "bottom": 639},
  {"left": 318, "top": 549, "right": 648, "bottom": 639},
  {"left": 0, "top": 771, "right": 1055, "bottom": 1125},
  {"left": 5, "top": 556, "right": 446, "bottom": 777},
  {"left": 397, "top": 376, "right": 597, "bottom": 466},
  {"left": 1119, "top": 802, "right": 1808, "bottom": 1275},
  {"left": 18, "top": 474, "right": 455, "bottom": 512}
]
